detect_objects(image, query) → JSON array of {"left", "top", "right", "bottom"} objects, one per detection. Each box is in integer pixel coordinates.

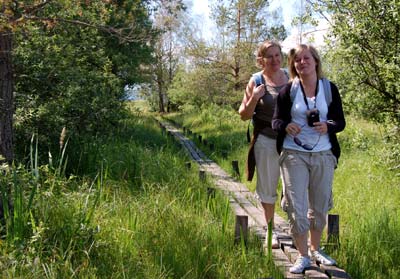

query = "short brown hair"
[
  {"left": 288, "top": 44, "right": 323, "bottom": 80},
  {"left": 256, "top": 41, "right": 282, "bottom": 68}
]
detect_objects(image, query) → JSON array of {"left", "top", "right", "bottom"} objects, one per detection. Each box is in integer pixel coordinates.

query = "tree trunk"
[
  {"left": 0, "top": 30, "right": 14, "bottom": 163},
  {"left": 157, "top": 80, "right": 165, "bottom": 113},
  {"left": 234, "top": 6, "right": 241, "bottom": 91}
]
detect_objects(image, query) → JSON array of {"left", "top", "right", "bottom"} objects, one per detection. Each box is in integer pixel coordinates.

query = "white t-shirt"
[{"left": 283, "top": 79, "right": 332, "bottom": 152}]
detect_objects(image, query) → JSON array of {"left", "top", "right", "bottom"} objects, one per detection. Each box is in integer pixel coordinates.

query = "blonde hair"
[
  {"left": 255, "top": 41, "right": 282, "bottom": 68},
  {"left": 288, "top": 44, "right": 323, "bottom": 80}
]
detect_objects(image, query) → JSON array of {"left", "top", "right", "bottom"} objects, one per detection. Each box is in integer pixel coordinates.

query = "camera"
[{"left": 307, "top": 109, "right": 320, "bottom": 126}]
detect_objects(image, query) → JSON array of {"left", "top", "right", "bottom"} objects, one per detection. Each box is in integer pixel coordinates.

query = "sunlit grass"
[
  {"left": 164, "top": 104, "right": 400, "bottom": 279},
  {"left": 4, "top": 100, "right": 398, "bottom": 278},
  {"left": 0, "top": 102, "right": 283, "bottom": 278}
]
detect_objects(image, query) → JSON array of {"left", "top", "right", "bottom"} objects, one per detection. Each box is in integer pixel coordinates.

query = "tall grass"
[
  {"left": 0, "top": 104, "right": 283, "bottom": 278},
  {"left": 164, "top": 105, "right": 400, "bottom": 279}
]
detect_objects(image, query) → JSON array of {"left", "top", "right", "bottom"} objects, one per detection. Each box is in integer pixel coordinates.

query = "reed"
[
  {"left": 165, "top": 105, "right": 400, "bottom": 279},
  {"left": 0, "top": 106, "right": 283, "bottom": 278}
]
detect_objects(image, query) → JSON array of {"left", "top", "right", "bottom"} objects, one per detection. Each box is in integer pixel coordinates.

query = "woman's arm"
[
  {"left": 326, "top": 82, "right": 346, "bottom": 134},
  {"left": 238, "top": 77, "right": 265, "bottom": 121},
  {"left": 272, "top": 83, "right": 292, "bottom": 132}
]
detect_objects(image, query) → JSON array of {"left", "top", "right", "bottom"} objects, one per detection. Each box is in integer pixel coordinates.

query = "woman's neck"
[
  {"left": 299, "top": 74, "right": 318, "bottom": 97},
  {"left": 262, "top": 69, "right": 285, "bottom": 86}
]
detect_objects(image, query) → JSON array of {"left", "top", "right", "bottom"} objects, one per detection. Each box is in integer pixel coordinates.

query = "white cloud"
[
  {"left": 281, "top": 18, "right": 330, "bottom": 53},
  {"left": 188, "top": 0, "right": 215, "bottom": 40}
]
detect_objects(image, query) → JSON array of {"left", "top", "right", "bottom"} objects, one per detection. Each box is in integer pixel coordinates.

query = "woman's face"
[
  {"left": 263, "top": 46, "right": 282, "bottom": 72},
  {"left": 294, "top": 49, "right": 317, "bottom": 77}
]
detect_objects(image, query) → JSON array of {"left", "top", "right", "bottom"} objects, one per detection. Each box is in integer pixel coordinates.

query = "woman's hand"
[
  {"left": 252, "top": 84, "right": 265, "bottom": 101},
  {"left": 285, "top": 122, "right": 302, "bottom": 136},
  {"left": 313, "top": 121, "right": 328, "bottom": 134}
]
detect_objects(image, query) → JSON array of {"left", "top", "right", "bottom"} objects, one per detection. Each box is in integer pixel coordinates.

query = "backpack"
[{"left": 289, "top": 77, "right": 332, "bottom": 105}]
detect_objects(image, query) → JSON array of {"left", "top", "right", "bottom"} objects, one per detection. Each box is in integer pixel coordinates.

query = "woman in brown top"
[{"left": 238, "top": 40, "right": 288, "bottom": 248}]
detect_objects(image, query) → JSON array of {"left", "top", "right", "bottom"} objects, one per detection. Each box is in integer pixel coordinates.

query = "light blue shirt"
[{"left": 283, "top": 79, "right": 332, "bottom": 152}]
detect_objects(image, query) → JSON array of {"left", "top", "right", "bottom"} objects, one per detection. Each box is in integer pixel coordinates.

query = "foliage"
[
  {"left": 9, "top": 0, "right": 156, "bottom": 162},
  {"left": 319, "top": 0, "right": 400, "bottom": 124},
  {"left": 193, "top": 0, "right": 286, "bottom": 91},
  {"left": 148, "top": 0, "right": 187, "bottom": 113},
  {"left": 316, "top": 0, "right": 400, "bottom": 167},
  {"left": 167, "top": 104, "right": 400, "bottom": 279},
  {"left": 162, "top": 0, "right": 287, "bottom": 112},
  {"left": 340, "top": 208, "right": 400, "bottom": 278},
  {"left": 168, "top": 65, "right": 243, "bottom": 111},
  {"left": 0, "top": 106, "right": 284, "bottom": 278},
  {"left": 103, "top": 0, "right": 156, "bottom": 85}
]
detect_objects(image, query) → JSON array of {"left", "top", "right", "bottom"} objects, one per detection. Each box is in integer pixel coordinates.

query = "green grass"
[
  {"left": 0, "top": 103, "right": 283, "bottom": 278},
  {"left": 3, "top": 101, "right": 398, "bottom": 278},
  {"left": 164, "top": 104, "right": 400, "bottom": 279}
]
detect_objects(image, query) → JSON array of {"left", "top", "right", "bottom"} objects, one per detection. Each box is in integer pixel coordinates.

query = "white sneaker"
[
  {"left": 289, "top": 256, "right": 311, "bottom": 274},
  {"left": 265, "top": 231, "right": 279, "bottom": 249},
  {"left": 311, "top": 249, "right": 337, "bottom": 266}
]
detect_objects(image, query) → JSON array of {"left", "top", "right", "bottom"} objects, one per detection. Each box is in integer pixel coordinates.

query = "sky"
[{"left": 190, "top": 0, "right": 328, "bottom": 52}]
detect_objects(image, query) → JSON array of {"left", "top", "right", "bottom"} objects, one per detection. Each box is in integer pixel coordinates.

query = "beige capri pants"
[
  {"left": 279, "top": 149, "right": 336, "bottom": 236},
  {"left": 254, "top": 134, "right": 280, "bottom": 204}
]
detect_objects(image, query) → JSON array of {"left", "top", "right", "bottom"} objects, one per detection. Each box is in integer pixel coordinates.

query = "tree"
[
  {"left": 103, "top": 0, "right": 156, "bottom": 85},
  {"left": 0, "top": 24, "right": 13, "bottom": 163},
  {"left": 210, "top": 0, "right": 276, "bottom": 91},
  {"left": 180, "top": 0, "right": 287, "bottom": 110},
  {"left": 312, "top": 0, "right": 400, "bottom": 124},
  {"left": 0, "top": 0, "right": 156, "bottom": 163},
  {"left": 150, "top": 0, "right": 186, "bottom": 113}
]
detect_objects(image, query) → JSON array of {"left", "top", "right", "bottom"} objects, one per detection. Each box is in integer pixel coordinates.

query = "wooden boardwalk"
[{"left": 158, "top": 119, "right": 351, "bottom": 279}]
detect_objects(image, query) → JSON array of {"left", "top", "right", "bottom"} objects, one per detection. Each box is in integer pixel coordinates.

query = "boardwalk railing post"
[
  {"left": 234, "top": 215, "right": 248, "bottom": 245},
  {"left": 207, "top": 187, "right": 216, "bottom": 199},
  {"left": 199, "top": 170, "right": 206, "bottom": 181},
  {"left": 327, "top": 214, "right": 340, "bottom": 249},
  {"left": 158, "top": 120, "right": 351, "bottom": 279},
  {"left": 232, "top": 160, "right": 240, "bottom": 177}
]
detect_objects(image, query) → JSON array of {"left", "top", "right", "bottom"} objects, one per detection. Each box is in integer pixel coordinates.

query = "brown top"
[{"left": 245, "top": 84, "right": 285, "bottom": 181}]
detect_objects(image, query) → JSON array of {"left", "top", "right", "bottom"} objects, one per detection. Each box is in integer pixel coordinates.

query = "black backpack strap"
[{"left": 247, "top": 121, "right": 251, "bottom": 143}]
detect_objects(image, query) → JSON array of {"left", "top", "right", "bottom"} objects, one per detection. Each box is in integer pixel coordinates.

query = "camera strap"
[{"left": 299, "top": 79, "right": 319, "bottom": 110}]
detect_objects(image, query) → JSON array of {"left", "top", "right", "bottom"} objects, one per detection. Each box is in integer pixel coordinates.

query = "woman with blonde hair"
[
  {"left": 239, "top": 40, "right": 288, "bottom": 248},
  {"left": 273, "top": 44, "right": 345, "bottom": 273}
]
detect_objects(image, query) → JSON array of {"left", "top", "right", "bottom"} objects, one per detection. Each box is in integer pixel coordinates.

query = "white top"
[{"left": 283, "top": 79, "right": 332, "bottom": 152}]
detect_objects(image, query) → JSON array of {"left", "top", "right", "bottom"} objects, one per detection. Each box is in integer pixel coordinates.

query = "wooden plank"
[
  {"left": 305, "top": 264, "right": 329, "bottom": 278},
  {"left": 319, "top": 265, "right": 352, "bottom": 279},
  {"left": 214, "top": 179, "right": 250, "bottom": 192},
  {"left": 240, "top": 203, "right": 264, "bottom": 221},
  {"left": 229, "top": 198, "right": 247, "bottom": 216},
  {"left": 283, "top": 245, "right": 299, "bottom": 263},
  {"left": 232, "top": 160, "right": 240, "bottom": 176},
  {"left": 274, "top": 215, "right": 290, "bottom": 233},
  {"left": 269, "top": 248, "right": 304, "bottom": 279},
  {"left": 159, "top": 119, "right": 352, "bottom": 279},
  {"left": 327, "top": 214, "right": 340, "bottom": 248},
  {"left": 279, "top": 238, "right": 294, "bottom": 250},
  {"left": 234, "top": 215, "right": 249, "bottom": 245},
  {"left": 250, "top": 225, "right": 266, "bottom": 240}
]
